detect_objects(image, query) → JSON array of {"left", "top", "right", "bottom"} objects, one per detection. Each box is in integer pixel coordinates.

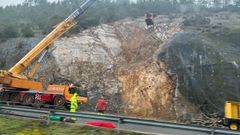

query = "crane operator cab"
[
  {"left": 69, "top": 86, "right": 87, "bottom": 98},
  {"left": 66, "top": 85, "right": 87, "bottom": 103},
  {"left": 64, "top": 85, "right": 87, "bottom": 110}
]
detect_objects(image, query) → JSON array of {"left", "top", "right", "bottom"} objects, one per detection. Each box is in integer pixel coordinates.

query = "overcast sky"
[
  {"left": 0, "top": 0, "right": 138, "bottom": 7},
  {"left": 0, "top": 0, "right": 60, "bottom": 7}
]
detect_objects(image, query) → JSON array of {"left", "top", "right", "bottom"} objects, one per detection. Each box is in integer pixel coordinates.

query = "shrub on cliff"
[{"left": 183, "top": 14, "right": 211, "bottom": 26}]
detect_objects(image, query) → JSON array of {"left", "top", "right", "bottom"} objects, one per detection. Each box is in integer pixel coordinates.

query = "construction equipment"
[
  {"left": 223, "top": 101, "right": 240, "bottom": 130},
  {"left": 0, "top": 0, "right": 96, "bottom": 108}
]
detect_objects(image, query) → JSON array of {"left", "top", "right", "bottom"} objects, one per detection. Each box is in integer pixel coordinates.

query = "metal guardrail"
[{"left": 0, "top": 105, "right": 240, "bottom": 135}]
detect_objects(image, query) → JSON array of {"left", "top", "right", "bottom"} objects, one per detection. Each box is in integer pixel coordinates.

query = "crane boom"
[
  {"left": 8, "top": 0, "right": 96, "bottom": 78},
  {"left": 0, "top": 0, "right": 96, "bottom": 90}
]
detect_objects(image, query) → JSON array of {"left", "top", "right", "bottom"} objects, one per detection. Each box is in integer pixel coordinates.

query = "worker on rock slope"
[{"left": 145, "top": 12, "right": 156, "bottom": 31}]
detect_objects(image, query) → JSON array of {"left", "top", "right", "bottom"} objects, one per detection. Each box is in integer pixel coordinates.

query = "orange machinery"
[
  {"left": 0, "top": 0, "right": 96, "bottom": 108},
  {"left": 223, "top": 101, "right": 240, "bottom": 130}
]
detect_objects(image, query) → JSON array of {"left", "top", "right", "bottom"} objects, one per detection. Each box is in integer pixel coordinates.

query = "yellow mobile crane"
[{"left": 0, "top": 0, "right": 96, "bottom": 108}]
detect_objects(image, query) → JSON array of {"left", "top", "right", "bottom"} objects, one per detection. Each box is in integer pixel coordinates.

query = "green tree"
[
  {"left": 21, "top": 25, "right": 34, "bottom": 37},
  {"left": 43, "top": 15, "right": 62, "bottom": 34},
  {"left": 3, "top": 25, "right": 19, "bottom": 38},
  {"left": 0, "top": 0, "right": 238, "bottom": 41}
]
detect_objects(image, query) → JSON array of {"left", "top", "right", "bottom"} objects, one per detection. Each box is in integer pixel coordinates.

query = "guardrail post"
[
  {"left": 117, "top": 118, "right": 121, "bottom": 134},
  {"left": 210, "top": 129, "right": 215, "bottom": 135},
  {"left": 117, "top": 118, "right": 124, "bottom": 134},
  {"left": 46, "top": 109, "right": 55, "bottom": 125}
]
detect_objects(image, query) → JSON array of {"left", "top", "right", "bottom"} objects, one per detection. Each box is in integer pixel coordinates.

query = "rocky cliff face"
[
  {"left": 0, "top": 13, "right": 239, "bottom": 123},
  {"left": 50, "top": 18, "right": 182, "bottom": 119},
  {"left": 158, "top": 13, "right": 240, "bottom": 122}
]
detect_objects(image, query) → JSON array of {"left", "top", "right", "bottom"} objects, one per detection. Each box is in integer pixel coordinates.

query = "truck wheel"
[
  {"left": 229, "top": 123, "right": 238, "bottom": 130},
  {"left": 1, "top": 92, "right": 10, "bottom": 101},
  {"left": 53, "top": 96, "right": 65, "bottom": 107},
  {"left": 23, "top": 94, "right": 34, "bottom": 104},
  {"left": 9, "top": 93, "right": 20, "bottom": 103}
]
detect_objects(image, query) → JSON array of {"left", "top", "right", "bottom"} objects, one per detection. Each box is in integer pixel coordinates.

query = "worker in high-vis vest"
[
  {"left": 69, "top": 93, "right": 78, "bottom": 121},
  {"left": 70, "top": 93, "right": 78, "bottom": 113}
]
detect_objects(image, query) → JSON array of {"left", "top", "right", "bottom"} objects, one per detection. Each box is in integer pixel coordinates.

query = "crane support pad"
[{"left": 0, "top": 77, "right": 43, "bottom": 90}]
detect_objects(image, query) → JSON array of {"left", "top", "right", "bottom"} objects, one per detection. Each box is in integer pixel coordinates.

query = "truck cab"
[
  {"left": 47, "top": 85, "right": 88, "bottom": 107},
  {"left": 66, "top": 86, "right": 88, "bottom": 104}
]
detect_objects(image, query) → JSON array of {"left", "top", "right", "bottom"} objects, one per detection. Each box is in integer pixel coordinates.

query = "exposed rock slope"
[
  {"left": 51, "top": 18, "right": 182, "bottom": 118},
  {"left": 1, "top": 13, "right": 239, "bottom": 123}
]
